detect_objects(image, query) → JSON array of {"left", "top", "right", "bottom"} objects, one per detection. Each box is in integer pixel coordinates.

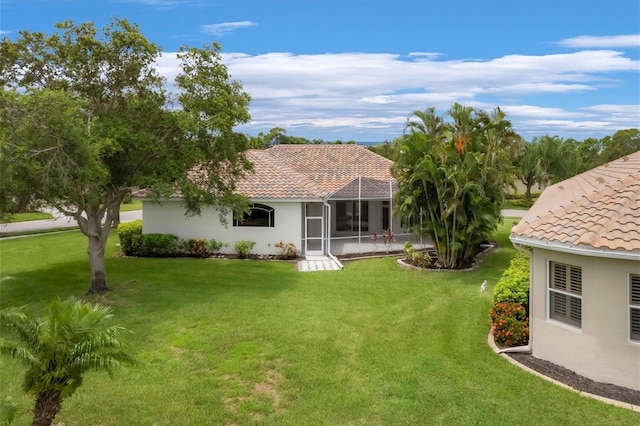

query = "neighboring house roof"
[
  {"left": 511, "top": 151, "right": 640, "bottom": 259},
  {"left": 237, "top": 144, "right": 395, "bottom": 200}
]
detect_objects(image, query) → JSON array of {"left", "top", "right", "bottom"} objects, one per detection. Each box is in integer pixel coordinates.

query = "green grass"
[
  {"left": 7, "top": 212, "right": 53, "bottom": 222},
  {"left": 0, "top": 222, "right": 637, "bottom": 425},
  {"left": 120, "top": 199, "right": 142, "bottom": 212}
]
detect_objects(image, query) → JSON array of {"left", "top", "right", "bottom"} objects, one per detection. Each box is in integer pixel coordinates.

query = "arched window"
[{"left": 234, "top": 203, "right": 275, "bottom": 227}]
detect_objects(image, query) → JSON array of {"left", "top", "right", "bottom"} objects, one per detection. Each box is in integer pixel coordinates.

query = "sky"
[{"left": 1, "top": 0, "right": 639, "bottom": 143}]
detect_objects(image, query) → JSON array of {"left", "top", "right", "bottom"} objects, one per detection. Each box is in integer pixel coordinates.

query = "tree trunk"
[
  {"left": 525, "top": 182, "right": 533, "bottom": 199},
  {"left": 111, "top": 209, "right": 121, "bottom": 228},
  {"left": 85, "top": 213, "right": 110, "bottom": 294},
  {"left": 32, "top": 392, "right": 62, "bottom": 426}
]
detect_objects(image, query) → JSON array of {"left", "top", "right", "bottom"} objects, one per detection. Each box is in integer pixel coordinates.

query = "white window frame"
[
  {"left": 630, "top": 274, "right": 640, "bottom": 343},
  {"left": 233, "top": 203, "right": 275, "bottom": 227},
  {"left": 548, "top": 261, "right": 582, "bottom": 329}
]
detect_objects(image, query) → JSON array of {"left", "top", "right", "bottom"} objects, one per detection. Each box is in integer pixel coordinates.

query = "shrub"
[
  {"left": 138, "top": 233, "right": 179, "bottom": 257},
  {"left": 403, "top": 242, "right": 432, "bottom": 268},
  {"left": 490, "top": 301, "right": 529, "bottom": 348},
  {"left": 117, "top": 220, "right": 142, "bottom": 256},
  {"left": 274, "top": 241, "right": 297, "bottom": 260},
  {"left": 403, "top": 241, "right": 414, "bottom": 259},
  {"left": 493, "top": 250, "right": 530, "bottom": 311},
  {"left": 208, "top": 239, "right": 226, "bottom": 254},
  {"left": 190, "top": 238, "right": 209, "bottom": 258},
  {"left": 411, "top": 251, "right": 432, "bottom": 268},
  {"left": 234, "top": 240, "right": 255, "bottom": 259}
]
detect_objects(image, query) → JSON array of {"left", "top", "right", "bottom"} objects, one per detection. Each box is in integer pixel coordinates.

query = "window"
[
  {"left": 549, "top": 261, "right": 582, "bottom": 328},
  {"left": 630, "top": 274, "right": 640, "bottom": 342},
  {"left": 234, "top": 204, "right": 274, "bottom": 227},
  {"left": 336, "top": 201, "right": 368, "bottom": 232}
]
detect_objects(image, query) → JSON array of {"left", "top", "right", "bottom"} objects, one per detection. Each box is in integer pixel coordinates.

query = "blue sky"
[{"left": 1, "top": 0, "right": 639, "bottom": 142}]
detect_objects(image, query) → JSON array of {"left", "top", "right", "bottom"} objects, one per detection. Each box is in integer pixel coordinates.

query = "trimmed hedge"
[
  {"left": 490, "top": 250, "right": 530, "bottom": 348},
  {"left": 492, "top": 250, "right": 530, "bottom": 310},
  {"left": 138, "top": 233, "right": 179, "bottom": 257},
  {"left": 117, "top": 220, "right": 143, "bottom": 256}
]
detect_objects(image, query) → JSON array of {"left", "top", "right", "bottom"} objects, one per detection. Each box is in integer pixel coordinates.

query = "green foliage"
[
  {"left": 274, "top": 241, "right": 297, "bottom": 260},
  {"left": 138, "top": 233, "right": 179, "bottom": 257},
  {"left": 490, "top": 302, "right": 529, "bottom": 348},
  {"left": 182, "top": 237, "right": 208, "bottom": 258},
  {"left": 208, "top": 239, "right": 226, "bottom": 254},
  {"left": 403, "top": 242, "right": 432, "bottom": 268},
  {"left": 0, "top": 298, "right": 134, "bottom": 425},
  {"left": 394, "top": 103, "right": 522, "bottom": 268},
  {"left": 234, "top": 240, "right": 255, "bottom": 259},
  {"left": 0, "top": 18, "right": 252, "bottom": 293},
  {"left": 117, "top": 220, "right": 143, "bottom": 256},
  {"left": 0, "top": 397, "right": 17, "bottom": 426},
  {"left": 493, "top": 250, "right": 530, "bottom": 310}
]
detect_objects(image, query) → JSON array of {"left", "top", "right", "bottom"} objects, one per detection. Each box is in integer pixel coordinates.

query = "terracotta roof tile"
[
  {"left": 134, "top": 144, "right": 395, "bottom": 200},
  {"left": 512, "top": 151, "right": 640, "bottom": 253},
  {"left": 237, "top": 144, "right": 395, "bottom": 199}
]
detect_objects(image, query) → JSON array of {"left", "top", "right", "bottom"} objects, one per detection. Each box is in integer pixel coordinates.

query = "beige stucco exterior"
[{"left": 529, "top": 247, "right": 640, "bottom": 390}]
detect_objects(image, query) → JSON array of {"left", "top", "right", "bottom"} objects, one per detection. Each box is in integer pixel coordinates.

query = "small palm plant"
[{"left": 0, "top": 297, "right": 135, "bottom": 426}]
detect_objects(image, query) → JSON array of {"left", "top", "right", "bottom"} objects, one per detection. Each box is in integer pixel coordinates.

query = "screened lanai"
[{"left": 302, "top": 176, "right": 430, "bottom": 256}]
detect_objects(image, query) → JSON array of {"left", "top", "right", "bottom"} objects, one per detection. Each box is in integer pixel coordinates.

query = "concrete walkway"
[{"left": 297, "top": 255, "right": 343, "bottom": 272}]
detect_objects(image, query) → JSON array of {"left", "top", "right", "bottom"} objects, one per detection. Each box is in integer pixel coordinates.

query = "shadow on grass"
[{"left": 1, "top": 255, "right": 298, "bottom": 316}]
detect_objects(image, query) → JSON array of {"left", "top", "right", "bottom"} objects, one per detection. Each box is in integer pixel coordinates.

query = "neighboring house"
[
  {"left": 510, "top": 151, "right": 640, "bottom": 391},
  {"left": 141, "top": 144, "right": 427, "bottom": 257}
]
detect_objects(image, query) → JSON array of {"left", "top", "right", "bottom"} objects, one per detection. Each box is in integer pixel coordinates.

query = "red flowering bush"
[{"left": 490, "top": 301, "right": 529, "bottom": 348}]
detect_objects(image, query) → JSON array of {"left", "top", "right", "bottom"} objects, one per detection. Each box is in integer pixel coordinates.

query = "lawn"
[
  {"left": 120, "top": 198, "right": 142, "bottom": 212},
  {"left": 6, "top": 212, "right": 53, "bottom": 222},
  {"left": 0, "top": 221, "right": 637, "bottom": 425}
]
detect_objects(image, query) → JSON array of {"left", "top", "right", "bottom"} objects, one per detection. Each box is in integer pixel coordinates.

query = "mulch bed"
[{"left": 507, "top": 352, "right": 640, "bottom": 406}]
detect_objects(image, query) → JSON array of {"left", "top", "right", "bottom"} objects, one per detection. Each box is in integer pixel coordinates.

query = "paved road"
[
  {"left": 1, "top": 208, "right": 526, "bottom": 236},
  {"left": 0, "top": 210, "right": 143, "bottom": 235}
]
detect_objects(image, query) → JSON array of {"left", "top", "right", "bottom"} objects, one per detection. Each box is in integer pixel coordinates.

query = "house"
[
  {"left": 510, "top": 151, "right": 640, "bottom": 391},
  {"left": 141, "top": 144, "right": 427, "bottom": 257}
]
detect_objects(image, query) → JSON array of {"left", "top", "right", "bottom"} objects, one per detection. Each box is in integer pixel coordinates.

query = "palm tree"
[
  {"left": 394, "top": 104, "right": 520, "bottom": 269},
  {"left": 515, "top": 141, "right": 541, "bottom": 199},
  {"left": 0, "top": 298, "right": 134, "bottom": 426}
]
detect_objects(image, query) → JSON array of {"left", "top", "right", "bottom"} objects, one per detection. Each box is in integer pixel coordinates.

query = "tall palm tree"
[
  {"left": 0, "top": 298, "right": 134, "bottom": 426},
  {"left": 394, "top": 104, "right": 520, "bottom": 269}
]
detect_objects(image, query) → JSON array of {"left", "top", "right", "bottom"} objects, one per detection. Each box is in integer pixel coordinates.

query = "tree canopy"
[{"left": 0, "top": 18, "right": 252, "bottom": 293}]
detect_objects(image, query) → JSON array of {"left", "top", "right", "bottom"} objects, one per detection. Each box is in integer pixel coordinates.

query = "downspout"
[
  {"left": 358, "top": 176, "right": 362, "bottom": 254},
  {"left": 496, "top": 241, "right": 533, "bottom": 354},
  {"left": 388, "top": 181, "right": 393, "bottom": 233}
]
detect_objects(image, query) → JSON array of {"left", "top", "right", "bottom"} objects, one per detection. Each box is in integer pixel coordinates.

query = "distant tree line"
[{"left": 247, "top": 127, "right": 357, "bottom": 149}]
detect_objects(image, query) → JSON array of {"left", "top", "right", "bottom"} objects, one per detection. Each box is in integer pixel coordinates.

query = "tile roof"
[
  {"left": 237, "top": 144, "right": 395, "bottom": 199},
  {"left": 511, "top": 151, "right": 640, "bottom": 254}
]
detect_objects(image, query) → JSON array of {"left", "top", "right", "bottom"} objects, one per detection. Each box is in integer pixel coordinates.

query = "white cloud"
[
  {"left": 156, "top": 47, "right": 639, "bottom": 141},
  {"left": 558, "top": 34, "right": 640, "bottom": 48},
  {"left": 201, "top": 21, "right": 257, "bottom": 36},
  {"left": 121, "top": 0, "right": 193, "bottom": 8},
  {"left": 0, "top": 30, "right": 9, "bottom": 35}
]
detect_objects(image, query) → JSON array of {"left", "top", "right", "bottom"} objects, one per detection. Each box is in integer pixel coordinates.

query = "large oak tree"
[{"left": 0, "top": 18, "right": 252, "bottom": 293}]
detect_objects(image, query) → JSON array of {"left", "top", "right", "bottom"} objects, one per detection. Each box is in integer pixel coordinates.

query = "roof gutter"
[{"left": 509, "top": 234, "right": 640, "bottom": 261}]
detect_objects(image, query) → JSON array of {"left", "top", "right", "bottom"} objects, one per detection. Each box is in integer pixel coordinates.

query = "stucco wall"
[
  {"left": 530, "top": 247, "right": 640, "bottom": 390},
  {"left": 142, "top": 200, "right": 303, "bottom": 256}
]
